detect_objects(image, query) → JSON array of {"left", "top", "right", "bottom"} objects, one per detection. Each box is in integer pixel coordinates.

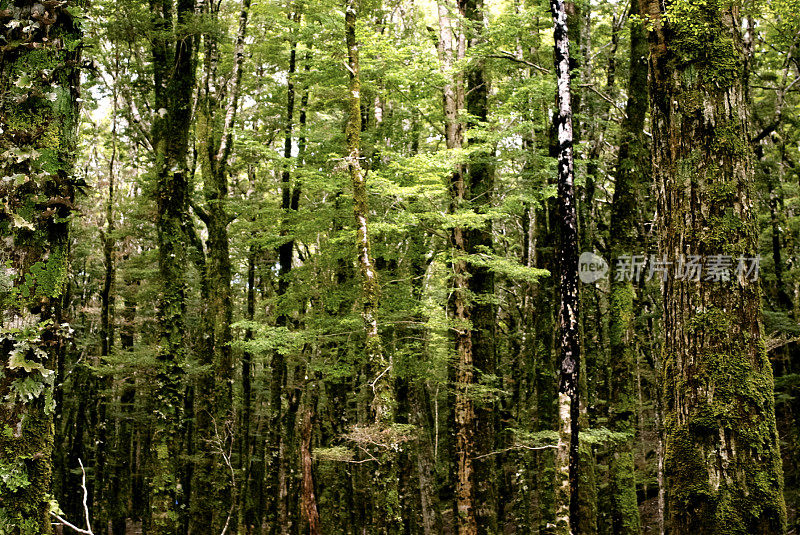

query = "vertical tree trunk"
[
  {"left": 606, "top": 4, "right": 648, "bottom": 534},
  {"left": 435, "top": 4, "right": 477, "bottom": 533},
  {"left": 238, "top": 245, "right": 256, "bottom": 533},
  {"left": 270, "top": 13, "right": 298, "bottom": 533},
  {"left": 149, "top": 0, "right": 196, "bottom": 529},
  {"left": 457, "top": 0, "right": 498, "bottom": 532},
  {"left": 0, "top": 1, "right": 81, "bottom": 531},
  {"left": 190, "top": 0, "right": 249, "bottom": 529},
  {"left": 300, "top": 391, "right": 321, "bottom": 535},
  {"left": 641, "top": 0, "right": 787, "bottom": 531},
  {"left": 95, "top": 64, "right": 119, "bottom": 532},
  {"left": 550, "top": 0, "right": 581, "bottom": 532},
  {"left": 345, "top": 1, "right": 401, "bottom": 531}
]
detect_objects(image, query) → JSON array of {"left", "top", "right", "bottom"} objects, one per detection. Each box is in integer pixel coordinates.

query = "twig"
[
  {"left": 489, "top": 50, "right": 551, "bottom": 74},
  {"left": 578, "top": 84, "right": 628, "bottom": 119},
  {"left": 79, "top": 459, "right": 92, "bottom": 533},
  {"left": 49, "top": 458, "right": 94, "bottom": 535},
  {"left": 369, "top": 365, "right": 392, "bottom": 393},
  {"left": 210, "top": 417, "right": 237, "bottom": 535},
  {"left": 473, "top": 443, "right": 557, "bottom": 460},
  {"left": 50, "top": 513, "right": 94, "bottom": 535}
]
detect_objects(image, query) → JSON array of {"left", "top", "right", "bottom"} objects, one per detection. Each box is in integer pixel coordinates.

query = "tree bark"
[
  {"left": 0, "top": 1, "right": 81, "bottom": 530},
  {"left": 300, "top": 393, "right": 321, "bottom": 535},
  {"left": 550, "top": 0, "right": 581, "bottom": 532},
  {"left": 149, "top": 0, "right": 196, "bottom": 529},
  {"left": 606, "top": 4, "right": 648, "bottom": 534},
  {"left": 190, "top": 0, "right": 249, "bottom": 530},
  {"left": 345, "top": 1, "right": 401, "bottom": 531},
  {"left": 457, "top": 1, "right": 498, "bottom": 532},
  {"left": 641, "top": 0, "right": 788, "bottom": 531}
]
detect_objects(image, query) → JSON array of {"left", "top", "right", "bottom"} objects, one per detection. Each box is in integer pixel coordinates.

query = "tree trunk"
[
  {"left": 149, "top": 0, "right": 196, "bottom": 529},
  {"left": 458, "top": 0, "right": 498, "bottom": 532},
  {"left": 345, "top": 1, "right": 401, "bottom": 531},
  {"left": 300, "top": 393, "right": 321, "bottom": 535},
  {"left": 435, "top": 4, "right": 478, "bottom": 533},
  {"left": 0, "top": 1, "right": 81, "bottom": 530},
  {"left": 550, "top": 0, "right": 581, "bottom": 532},
  {"left": 606, "top": 4, "right": 648, "bottom": 534},
  {"left": 641, "top": 0, "right": 788, "bottom": 531},
  {"left": 190, "top": 0, "right": 249, "bottom": 529}
]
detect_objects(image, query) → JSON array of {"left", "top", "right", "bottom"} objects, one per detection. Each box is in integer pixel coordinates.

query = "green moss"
[
  {"left": 712, "top": 122, "right": 750, "bottom": 158},
  {"left": 666, "top": 0, "right": 743, "bottom": 88}
]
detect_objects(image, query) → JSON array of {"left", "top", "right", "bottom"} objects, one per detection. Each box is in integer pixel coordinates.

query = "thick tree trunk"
[
  {"left": 190, "top": 2, "right": 249, "bottom": 531},
  {"left": 149, "top": 0, "right": 196, "bottom": 529},
  {"left": 550, "top": 0, "right": 581, "bottom": 532},
  {"left": 0, "top": 1, "right": 80, "bottom": 531},
  {"left": 641, "top": 0, "right": 787, "bottom": 531}
]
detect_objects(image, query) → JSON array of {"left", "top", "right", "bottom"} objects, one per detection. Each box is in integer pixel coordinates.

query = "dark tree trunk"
[
  {"left": 149, "top": 0, "right": 197, "bottom": 529},
  {"left": 550, "top": 0, "right": 581, "bottom": 532},
  {"left": 606, "top": 4, "right": 648, "bottom": 534},
  {"left": 457, "top": 0, "right": 498, "bottom": 532}
]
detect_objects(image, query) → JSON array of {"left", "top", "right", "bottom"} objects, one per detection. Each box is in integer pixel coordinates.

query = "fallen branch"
[{"left": 50, "top": 458, "right": 94, "bottom": 535}]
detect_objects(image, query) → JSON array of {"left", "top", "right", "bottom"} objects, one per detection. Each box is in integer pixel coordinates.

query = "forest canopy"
[{"left": 1, "top": 0, "right": 799, "bottom": 533}]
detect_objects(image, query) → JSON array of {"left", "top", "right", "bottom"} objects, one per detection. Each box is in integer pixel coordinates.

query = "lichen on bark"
[{"left": 0, "top": 0, "right": 81, "bottom": 531}]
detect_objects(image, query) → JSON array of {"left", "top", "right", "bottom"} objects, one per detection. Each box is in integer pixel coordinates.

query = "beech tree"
[
  {"left": 641, "top": 0, "right": 787, "bottom": 531},
  {"left": 10, "top": 0, "right": 797, "bottom": 532},
  {"left": 0, "top": 0, "right": 81, "bottom": 531}
]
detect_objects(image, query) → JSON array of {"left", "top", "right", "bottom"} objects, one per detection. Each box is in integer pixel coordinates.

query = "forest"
[{"left": 1, "top": 0, "right": 799, "bottom": 533}]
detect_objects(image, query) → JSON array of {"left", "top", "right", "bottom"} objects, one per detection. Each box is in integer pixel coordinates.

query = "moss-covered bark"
[
  {"left": 641, "top": 0, "right": 787, "bottom": 532},
  {"left": 345, "top": 1, "right": 401, "bottom": 532},
  {"left": 606, "top": 5, "right": 648, "bottom": 534},
  {"left": 189, "top": 1, "right": 249, "bottom": 530},
  {"left": 0, "top": 1, "right": 81, "bottom": 531},
  {"left": 458, "top": 0, "right": 498, "bottom": 531},
  {"left": 148, "top": 0, "right": 196, "bottom": 530}
]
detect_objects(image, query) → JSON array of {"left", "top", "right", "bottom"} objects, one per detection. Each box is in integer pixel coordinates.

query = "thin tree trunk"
[
  {"left": 345, "top": 1, "right": 401, "bottom": 532},
  {"left": 550, "top": 0, "right": 581, "bottom": 532},
  {"left": 300, "top": 391, "right": 321, "bottom": 535},
  {"left": 238, "top": 245, "right": 256, "bottom": 533},
  {"left": 606, "top": 4, "right": 648, "bottom": 534},
  {"left": 95, "top": 72, "right": 118, "bottom": 532}
]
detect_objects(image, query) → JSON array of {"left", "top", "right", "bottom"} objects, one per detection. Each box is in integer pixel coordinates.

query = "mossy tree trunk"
[
  {"left": 0, "top": 1, "right": 81, "bottom": 532},
  {"left": 148, "top": 0, "right": 196, "bottom": 530},
  {"left": 345, "top": 0, "right": 401, "bottom": 531},
  {"left": 641, "top": 0, "right": 787, "bottom": 531},
  {"left": 190, "top": 0, "right": 249, "bottom": 530},
  {"left": 458, "top": 0, "right": 498, "bottom": 531},
  {"left": 606, "top": 4, "right": 648, "bottom": 534}
]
